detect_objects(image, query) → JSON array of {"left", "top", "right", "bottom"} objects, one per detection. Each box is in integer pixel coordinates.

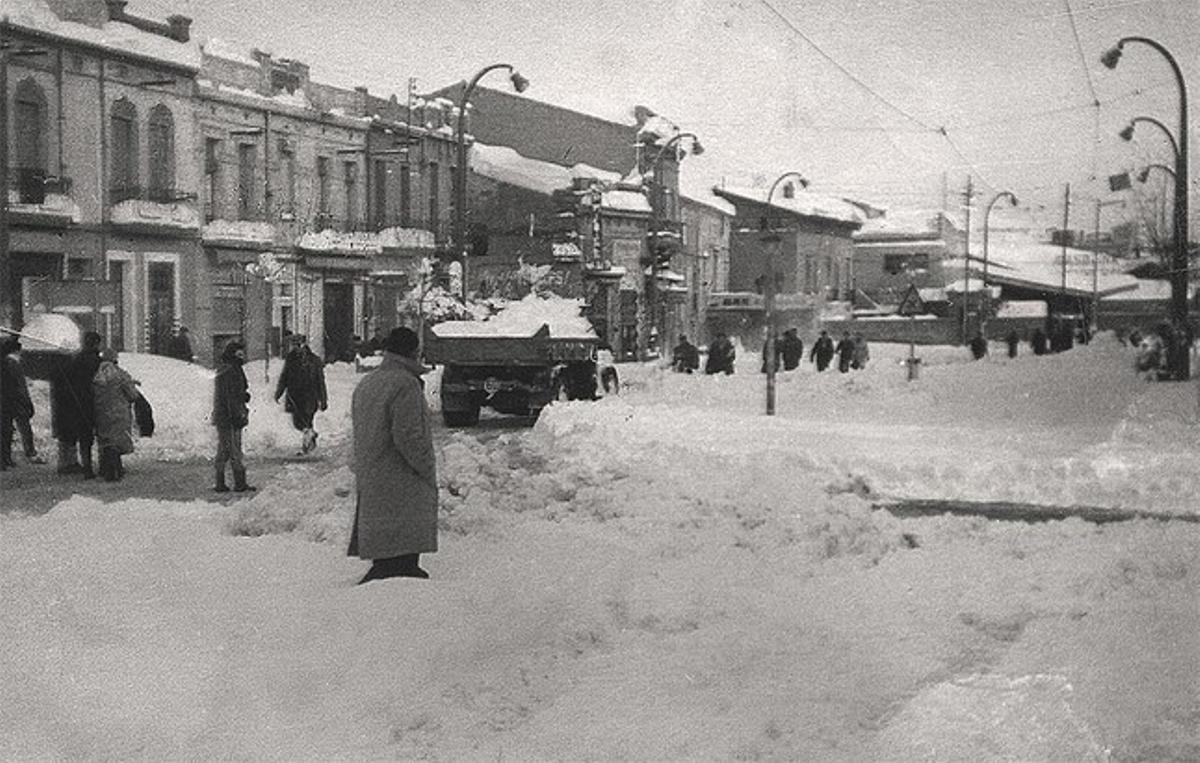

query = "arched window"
[
  {"left": 147, "top": 104, "right": 175, "bottom": 201},
  {"left": 110, "top": 98, "right": 138, "bottom": 202}
]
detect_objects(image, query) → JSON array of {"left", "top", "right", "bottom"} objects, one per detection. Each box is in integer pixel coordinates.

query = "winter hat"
[
  {"left": 384, "top": 327, "right": 420, "bottom": 358},
  {"left": 222, "top": 339, "right": 246, "bottom": 361}
]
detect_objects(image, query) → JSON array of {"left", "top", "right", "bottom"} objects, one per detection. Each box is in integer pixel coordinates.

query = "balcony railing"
[
  {"left": 10, "top": 168, "right": 73, "bottom": 204},
  {"left": 110, "top": 185, "right": 198, "bottom": 205},
  {"left": 310, "top": 212, "right": 451, "bottom": 240}
]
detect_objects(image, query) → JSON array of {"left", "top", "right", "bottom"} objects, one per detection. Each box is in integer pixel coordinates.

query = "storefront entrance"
[{"left": 323, "top": 281, "right": 355, "bottom": 362}]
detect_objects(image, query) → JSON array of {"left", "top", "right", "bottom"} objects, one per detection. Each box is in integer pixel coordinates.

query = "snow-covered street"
[{"left": 2, "top": 339, "right": 1199, "bottom": 760}]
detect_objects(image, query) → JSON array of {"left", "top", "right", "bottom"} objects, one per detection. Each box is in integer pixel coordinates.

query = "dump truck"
[{"left": 423, "top": 320, "right": 600, "bottom": 427}]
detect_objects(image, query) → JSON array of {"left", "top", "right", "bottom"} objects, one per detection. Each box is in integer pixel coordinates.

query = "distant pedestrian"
[
  {"left": 349, "top": 327, "right": 438, "bottom": 583},
  {"left": 92, "top": 348, "right": 142, "bottom": 482},
  {"left": 1127, "top": 328, "right": 1142, "bottom": 348},
  {"left": 274, "top": 334, "right": 328, "bottom": 455},
  {"left": 51, "top": 330, "right": 102, "bottom": 478},
  {"left": 212, "top": 339, "right": 255, "bottom": 493},
  {"left": 167, "top": 326, "right": 194, "bottom": 363},
  {"left": 851, "top": 333, "right": 870, "bottom": 370},
  {"left": 1005, "top": 329, "right": 1020, "bottom": 358},
  {"left": 777, "top": 329, "right": 804, "bottom": 371},
  {"left": 705, "top": 332, "right": 735, "bottom": 375},
  {"left": 1031, "top": 328, "right": 1048, "bottom": 356},
  {"left": 1, "top": 336, "right": 46, "bottom": 468},
  {"left": 969, "top": 332, "right": 988, "bottom": 360},
  {"left": 811, "top": 330, "right": 834, "bottom": 372},
  {"left": 672, "top": 335, "right": 700, "bottom": 373},
  {"left": 835, "top": 332, "right": 855, "bottom": 373}
]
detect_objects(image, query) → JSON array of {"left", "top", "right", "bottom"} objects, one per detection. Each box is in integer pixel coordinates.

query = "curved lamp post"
[
  {"left": 1119, "top": 116, "right": 1180, "bottom": 160},
  {"left": 760, "top": 171, "right": 809, "bottom": 415},
  {"left": 643, "top": 132, "right": 702, "bottom": 360},
  {"left": 981, "top": 190, "right": 1018, "bottom": 335},
  {"left": 1103, "top": 36, "right": 1190, "bottom": 379},
  {"left": 1139, "top": 164, "right": 1176, "bottom": 256},
  {"left": 454, "top": 63, "right": 529, "bottom": 300}
]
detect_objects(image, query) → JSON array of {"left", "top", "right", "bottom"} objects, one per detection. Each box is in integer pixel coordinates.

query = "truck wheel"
[{"left": 442, "top": 407, "right": 480, "bottom": 427}]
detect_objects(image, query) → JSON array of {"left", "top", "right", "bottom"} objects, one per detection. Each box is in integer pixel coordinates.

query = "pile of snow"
[
  {"left": 27, "top": 353, "right": 359, "bottom": 461},
  {"left": 431, "top": 294, "right": 597, "bottom": 339},
  {"left": 13, "top": 312, "right": 81, "bottom": 351}
]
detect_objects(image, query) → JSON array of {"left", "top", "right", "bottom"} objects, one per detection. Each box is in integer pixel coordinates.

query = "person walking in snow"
[
  {"left": 1, "top": 336, "right": 45, "bottom": 469},
  {"left": 167, "top": 326, "right": 194, "bottom": 363},
  {"left": 851, "top": 333, "right": 870, "bottom": 370},
  {"left": 835, "top": 332, "right": 856, "bottom": 373},
  {"left": 810, "top": 330, "right": 834, "bottom": 372},
  {"left": 705, "top": 332, "right": 735, "bottom": 375},
  {"left": 51, "top": 330, "right": 102, "bottom": 478},
  {"left": 969, "top": 332, "right": 989, "bottom": 360},
  {"left": 777, "top": 329, "right": 804, "bottom": 371},
  {"left": 1005, "top": 329, "right": 1020, "bottom": 358},
  {"left": 274, "top": 334, "right": 328, "bottom": 455},
  {"left": 1031, "top": 327, "right": 1048, "bottom": 356},
  {"left": 349, "top": 327, "right": 438, "bottom": 583},
  {"left": 212, "top": 339, "right": 255, "bottom": 493},
  {"left": 92, "top": 347, "right": 142, "bottom": 482},
  {"left": 672, "top": 335, "right": 700, "bottom": 373}
]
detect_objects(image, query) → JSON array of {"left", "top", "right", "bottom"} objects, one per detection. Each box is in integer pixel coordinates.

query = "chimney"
[
  {"left": 104, "top": 0, "right": 127, "bottom": 21},
  {"left": 355, "top": 86, "right": 369, "bottom": 117},
  {"left": 166, "top": 14, "right": 191, "bottom": 42}
]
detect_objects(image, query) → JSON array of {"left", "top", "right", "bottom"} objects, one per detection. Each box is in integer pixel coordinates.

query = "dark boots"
[
  {"left": 214, "top": 466, "right": 230, "bottom": 493},
  {"left": 232, "top": 466, "right": 256, "bottom": 492},
  {"left": 80, "top": 446, "right": 95, "bottom": 480},
  {"left": 98, "top": 448, "right": 123, "bottom": 482},
  {"left": 357, "top": 554, "right": 429, "bottom": 584}
]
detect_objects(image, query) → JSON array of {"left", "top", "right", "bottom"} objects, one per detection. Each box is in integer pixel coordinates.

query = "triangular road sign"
[{"left": 896, "top": 284, "right": 926, "bottom": 317}]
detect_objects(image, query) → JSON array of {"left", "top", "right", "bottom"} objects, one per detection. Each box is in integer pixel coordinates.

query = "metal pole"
[
  {"left": 1093, "top": 200, "right": 1100, "bottom": 332},
  {"left": 1060, "top": 183, "right": 1070, "bottom": 295},
  {"left": 961, "top": 176, "right": 971, "bottom": 344},
  {"left": 0, "top": 46, "right": 10, "bottom": 331}
]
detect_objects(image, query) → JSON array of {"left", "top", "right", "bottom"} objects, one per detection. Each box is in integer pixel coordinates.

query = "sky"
[{"left": 130, "top": 0, "right": 1198, "bottom": 235}]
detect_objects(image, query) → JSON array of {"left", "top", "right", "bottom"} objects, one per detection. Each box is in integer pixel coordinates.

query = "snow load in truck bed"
[{"left": 430, "top": 294, "right": 598, "bottom": 340}]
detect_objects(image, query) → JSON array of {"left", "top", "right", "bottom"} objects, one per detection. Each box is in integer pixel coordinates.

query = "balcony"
[
  {"left": 109, "top": 186, "right": 200, "bottom": 233},
  {"left": 8, "top": 168, "right": 79, "bottom": 225}
]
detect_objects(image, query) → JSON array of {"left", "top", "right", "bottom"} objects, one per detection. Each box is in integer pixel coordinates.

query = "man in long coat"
[
  {"left": 274, "top": 335, "right": 328, "bottom": 454},
  {"left": 51, "top": 330, "right": 102, "bottom": 478},
  {"left": 349, "top": 327, "right": 438, "bottom": 583},
  {"left": 810, "top": 330, "right": 835, "bottom": 372},
  {"left": 212, "top": 339, "right": 254, "bottom": 493}
]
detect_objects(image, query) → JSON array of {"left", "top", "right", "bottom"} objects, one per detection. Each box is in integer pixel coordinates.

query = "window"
[
  {"left": 110, "top": 99, "right": 138, "bottom": 202},
  {"left": 14, "top": 79, "right": 47, "bottom": 174},
  {"left": 270, "top": 67, "right": 300, "bottom": 94},
  {"left": 316, "top": 156, "right": 331, "bottom": 215},
  {"left": 343, "top": 161, "right": 358, "bottom": 226},
  {"left": 278, "top": 139, "right": 296, "bottom": 216},
  {"left": 372, "top": 159, "right": 387, "bottom": 228},
  {"left": 399, "top": 164, "right": 411, "bottom": 227},
  {"left": 204, "top": 138, "right": 221, "bottom": 222},
  {"left": 427, "top": 161, "right": 439, "bottom": 229},
  {"left": 147, "top": 104, "right": 175, "bottom": 201},
  {"left": 237, "top": 143, "right": 257, "bottom": 220},
  {"left": 883, "top": 253, "right": 930, "bottom": 275}
]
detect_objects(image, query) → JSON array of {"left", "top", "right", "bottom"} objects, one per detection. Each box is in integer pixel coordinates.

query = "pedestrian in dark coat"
[
  {"left": 1031, "top": 328, "right": 1048, "bottom": 356},
  {"left": 835, "top": 332, "right": 855, "bottom": 373},
  {"left": 705, "top": 332, "right": 735, "bottom": 375},
  {"left": 851, "top": 333, "right": 870, "bottom": 370},
  {"left": 969, "top": 332, "right": 989, "bottom": 360},
  {"left": 167, "top": 326, "right": 194, "bottom": 363},
  {"left": 212, "top": 339, "right": 254, "bottom": 493},
  {"left": 349, "top": 327, "right": 437, "bottom": 583},
  {"left": 50, "top": 331, "right": 102, "bottom": 478},
  {"left": 1005, "top": 329, "right": 1020, "bottom": 358},
  {"left": 777, "top": 329, "right": 804, "bottom": 371},
  {"left": 671, "top": 336, "right": 700, "bottom": 373},
  {"left": 1, "top": 335, "right": 40, "bottom": 468},
  {"left": 274, "top": 335, "right": 328, "bottom": 455},
  {"left": 92, "top": 348, "right": 141, "bottom": 482},
  {"left": 811, "top": 330, "right": 834, "bottom": 372}
]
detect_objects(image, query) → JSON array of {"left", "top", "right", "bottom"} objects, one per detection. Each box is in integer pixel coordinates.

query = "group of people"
[
  {"left": 2, "top": 330, "right": 147, "bottom": 482},
  {"left": 672, "top": 329, "right": 873, "bottom": 376}
]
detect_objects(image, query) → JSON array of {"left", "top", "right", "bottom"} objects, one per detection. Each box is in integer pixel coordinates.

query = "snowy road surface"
[{"left": 2, "top": 338, "right": 1198, "bottom": 759}]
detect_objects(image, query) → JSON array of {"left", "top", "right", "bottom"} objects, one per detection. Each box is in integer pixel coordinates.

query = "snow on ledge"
[
  {"left": 110, "top": 199, "right": 200, "bottom": 229},
  {"left": 202, "top": 220, "right": 276, "bottom": 244}
]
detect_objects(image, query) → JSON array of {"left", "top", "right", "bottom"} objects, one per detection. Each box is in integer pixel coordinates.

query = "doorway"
[
  {"left": 147, "top": 261, "right": 176, "bottom": 355},
  {"left": 323, "top": 281, "right": 354, "bottom": 362}
]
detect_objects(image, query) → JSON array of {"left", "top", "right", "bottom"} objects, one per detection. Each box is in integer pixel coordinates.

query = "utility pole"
[
  {"left": 1060, "top": 183, "right": 1070, "bottom": 295},
  {"left": 960, "top": 176, "right": 973, "bottom": 344}
]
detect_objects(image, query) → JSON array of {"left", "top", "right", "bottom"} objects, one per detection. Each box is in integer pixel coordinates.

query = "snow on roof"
[
  {"left": 679, "top": 172, "right": 735, "bottom": 216},
  {"left": 996, "top": 300, "right": 1048, "bottom": 318},
  {"left": 854, "top": 210, "right": 946, "bottom": 238},
  {"left": 430, "top": 294, "right": 597, "bottom": 339},
  {"left": 469, "top": 143, "right": 573, "bottom": 195},
  {"left": 946, "top": 231, "right": 1147, "bottom": 297},
  {"left": 3, "top": 0, "right": 200, "bottom": 70},
  {"left": 201, "top": 37, "right": 259, "bottom": 67},
  {"left": 716, "top": 185, "right": 863, "bottom": 225},
  {"left": 1101, "top": 278, "right": 1175, "bottom": 301},
  {"left": 636, "top": 114, "right": 680, "bottom": 142},
  {"left": 601, "top": 188, "right": 651, "bottom": 213}
]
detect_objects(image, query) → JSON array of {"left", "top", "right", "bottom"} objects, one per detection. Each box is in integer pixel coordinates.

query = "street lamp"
[
  {"left": 643, "top": 131, "right": 702, "bottom": 360},
  {"left": 453, "top": 63, "right": 529, "bottom": 301},
  {"left": 1119, "top": 116, "right": 1180, "bottom": 160},
  {"left": 760, "top": 171, "right": 808, "bottom": 416},
  {"left": 981, "top": 190, "right": 1017, "bottom": 335},
  {"left": 1103, "top": 36, "right": 1190, "bottom": 380}
]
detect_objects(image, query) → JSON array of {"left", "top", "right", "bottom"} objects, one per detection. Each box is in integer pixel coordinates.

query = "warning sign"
[{"left": 896, "top": 284, "right": 926, "bottom": 317}]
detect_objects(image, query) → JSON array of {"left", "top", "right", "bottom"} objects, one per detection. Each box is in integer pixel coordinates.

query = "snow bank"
[{"left": 431, "top": 293, "right": 597, "bottom": 339}]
